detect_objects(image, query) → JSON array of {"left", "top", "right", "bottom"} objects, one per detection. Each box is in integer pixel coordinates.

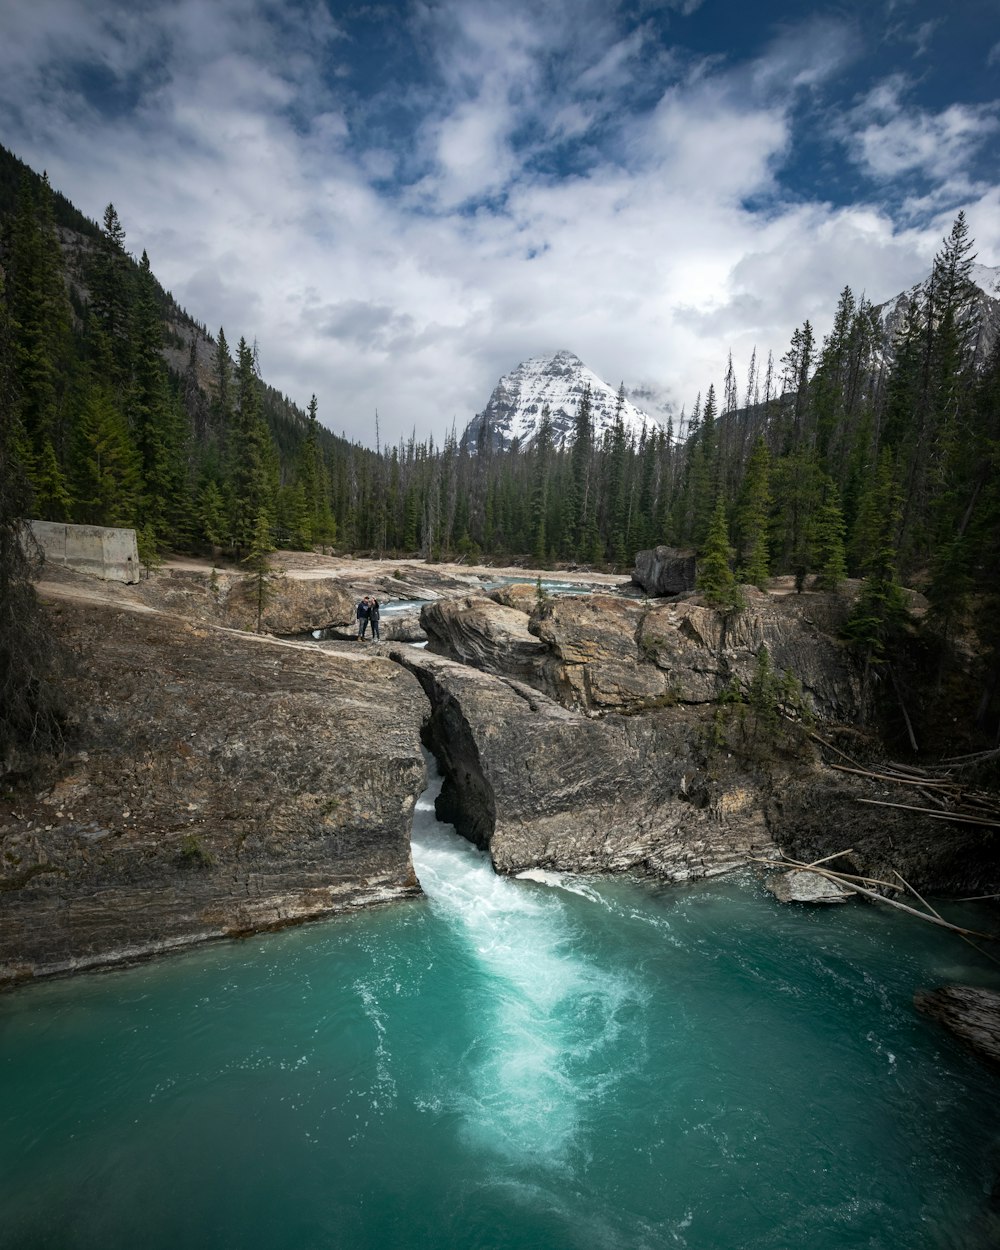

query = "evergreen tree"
[
  {"left": 87, "top": 203, "right": 134, "bottom": 397},
  {"left": 7, "top": 174, "right": 74, "bottom": 514},
  {"left": 228, "top": 337, "right": 278, "bottom": 552},
  {"left": 570, "top": 385, "right": 596, "bottom": 559},
  {"left": 530, "top": 405, "right": 553, "bottom": 562},
  {"left": 696, "top": 497, "right": 741, "bottom": 613},
  {"left": 0, "top": 268, "right": 67, "bottom": 772},
  {"left": 812, "top": 478, "right": 848, "bottom": 591},
  {"left": 130, "top": 250, "right": 189, "bottom": 542},
  {"left": 689, "top": 384, "right": 719, "bottom": 547},
  {"left": 843, "top": 449, "right": 909, "bottom": 704},
  {"left": 72, "top": 382, "right": 141, "bottom": 527},
  {"left": 243, "top": 508, "right": 276, "bottom": 633},
  {"left": 734, "top": 437, "right": 771, "bottom": 588}
]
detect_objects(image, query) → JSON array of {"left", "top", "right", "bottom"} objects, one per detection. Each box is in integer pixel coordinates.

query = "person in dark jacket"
[
  {"left": 369, "top": 597, "right": 381, "bottom": 641},
  {"left": 356, "top": 596, "right": 371, "bottom": 639}
]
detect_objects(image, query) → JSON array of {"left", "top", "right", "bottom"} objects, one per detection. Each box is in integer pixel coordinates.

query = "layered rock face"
[
  {"left": 416, "top": 585, "right": 1000, "bottom": 892},
  {"left": 0, "top": 593, "right": 427, "bottom": 985},
  {"left": 391, "top": 646, "right": 779, "bottom": 878},
  {"left": 423, "top": 587, "right": 862, "bottom": 722}
]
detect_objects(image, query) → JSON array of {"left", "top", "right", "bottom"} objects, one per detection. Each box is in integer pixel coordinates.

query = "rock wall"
[
  {"left": 392, "top": 646, "right": 780, "bottom": 879},
  {"left": 0, "top": 595, "right": 428, "bottom": 985},
  {"left": 413, "top": 586, "right": 1000, "bottom": 893},
  {"left": 423, "top": 587, "right": 862, "bottom": 721}
]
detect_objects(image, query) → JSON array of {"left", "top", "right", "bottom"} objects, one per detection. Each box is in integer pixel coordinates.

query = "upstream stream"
[{"left": 1, "top": 758, "right": 999, "bottom": 1249}]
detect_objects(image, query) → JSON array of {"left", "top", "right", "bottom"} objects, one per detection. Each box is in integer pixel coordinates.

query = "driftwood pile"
[
  {"left": 810, "top": 734, "right": 1000, "bottom": 832},
  {"left": 751, "top": 850, "right": 999, "bottom": 945}
]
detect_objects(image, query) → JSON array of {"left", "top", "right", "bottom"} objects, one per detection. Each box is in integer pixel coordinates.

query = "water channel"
[{"left": 1, "top": 759, "right": 998, "bottom": 1248}]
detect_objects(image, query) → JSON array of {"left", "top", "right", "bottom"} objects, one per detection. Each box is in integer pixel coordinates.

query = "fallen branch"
[
  {"left": 854, "top": 797, "right": 1000, "bottom": 829},
  {"left": 748, "top": 856, "right": 902, "bottom": 892},
  {"left": 801, "top": 849, "right": 855, "bottom": 869},
  {"left": 942, "top": 746, "right": 1000, "bottom": 766},
  {"left": 751, "top": 857, "right": 1000, "bottom": 941},
  {"left": 894, "top": 871, "right": 1000, "bottom": 969},
  {"left": 808, "top": 731, "right": 866, "bottom": 769},
  {"left": 829, "top": 762, "right": 956, "bottom": 789}
]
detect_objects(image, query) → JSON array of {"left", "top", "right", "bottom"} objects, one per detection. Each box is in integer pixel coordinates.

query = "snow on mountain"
[
  {"left": 461, "top": 350, "right": 663, "bottom": 453},
  {"left": 875, "top": 262, "right": 1000, "bottom": 365}
]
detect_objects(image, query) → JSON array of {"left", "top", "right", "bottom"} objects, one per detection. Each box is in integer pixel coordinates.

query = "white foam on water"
[
  {"left": 515, "top": 867, "right": 604, "bottom": 903},
  {"left": 411, "top": 754, "right": 642, "bottom": 1168}
]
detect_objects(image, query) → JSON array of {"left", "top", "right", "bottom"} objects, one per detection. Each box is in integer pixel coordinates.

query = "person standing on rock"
[
  {"left": 369, "top": 597, "right": 381, "bottom": 642},
  {"left": 356, "top": 595, "right": 371, "bottom": 640}
]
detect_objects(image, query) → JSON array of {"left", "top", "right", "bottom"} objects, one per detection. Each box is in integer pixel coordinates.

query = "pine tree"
[
  {"left": 130, "top": 251, "right": 189, "bottom": 542},
  {"left": 243, "top": 508, "right": 276, "bottom": 633},
  {"left": 530, "top": 405, "right": 553, "bottom": 562},
  {"left": 607, "top": 388, "right": 629, "bottom": 565},
  {"left": 812, "top": 478, "right": 848, "bottom": 591},
  {"left": 570, "top": 385, "right": 596, "bottom": 559},
  {"left": 689, "top": 384, "right": 719, "bottom": 547},
  {"left": 7, "top": 175, "right": 74, "bottom": 514},
  {"left": 734, "top": 437, "right": 771, "bottom": 589},
  {"left": 72, "top": 382, "right": 142, "bottom": 527},
  {"left": 843, "top": 450, "right": 909, "bottom": 701},
  {"left": 0, "top": 268, "right": 67, "bottom": 771},
  {"left": 697, "top": 497, "right": 741, "bottom": 613},
  {"left": 227, "top": 337, "right": 278, "bottom": 552},
  {"left": 87, "top": 203, "right": 134, "bottom": 397}
]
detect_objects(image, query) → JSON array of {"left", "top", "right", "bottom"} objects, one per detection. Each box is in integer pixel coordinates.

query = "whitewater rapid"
[{"left": 410, "top": 756, "right": 644, "bottom": 1167}]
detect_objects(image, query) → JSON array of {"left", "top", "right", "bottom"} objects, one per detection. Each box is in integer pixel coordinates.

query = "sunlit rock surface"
[{"left": 0, "top": 594, "right": 427, "bottom": 985}]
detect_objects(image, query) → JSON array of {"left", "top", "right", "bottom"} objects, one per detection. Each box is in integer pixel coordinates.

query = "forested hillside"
[{"left": 2, "top": 146, "right": 999, "bottom": 737}]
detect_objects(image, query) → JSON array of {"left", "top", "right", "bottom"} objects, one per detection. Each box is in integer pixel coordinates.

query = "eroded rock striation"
[
  {"left": 422, "top": 586, "right": 862, "bottom": 721},
  {"left": 0, "top": 591, "right": 427, "bottom": 985},
  {"left": 914, "top": 986, "right": 1000, "bottom": 1069},
  {"left": 391, "top": 645, "right": 780, "bottom": 878}
]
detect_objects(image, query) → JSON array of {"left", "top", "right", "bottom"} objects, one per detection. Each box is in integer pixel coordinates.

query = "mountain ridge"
[{"left": 460, "top": 349, "right": 663, "bottom": 454}]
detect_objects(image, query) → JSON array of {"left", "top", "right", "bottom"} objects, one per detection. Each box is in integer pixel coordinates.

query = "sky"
[{"left": 1, "top": 0, "right": 998, "bottom": 447}]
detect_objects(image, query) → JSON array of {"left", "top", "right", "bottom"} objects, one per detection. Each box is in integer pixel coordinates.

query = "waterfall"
[{"left": 410, "top": 753, "right": 643, "bottom": 1168}]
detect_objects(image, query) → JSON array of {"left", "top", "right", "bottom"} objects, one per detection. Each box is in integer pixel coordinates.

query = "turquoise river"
[{"left": 2, "top": 760, "right": 999, "bottom": 1249}]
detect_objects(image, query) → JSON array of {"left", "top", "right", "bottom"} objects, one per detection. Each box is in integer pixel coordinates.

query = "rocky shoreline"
[{"left": 3, "top": 550, "right": 999, "bottom": 1078}]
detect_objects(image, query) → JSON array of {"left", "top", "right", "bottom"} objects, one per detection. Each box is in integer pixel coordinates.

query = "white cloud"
[
  {"left": 846, "top": 77, "right": 1000, "bottom": 181},
  {"left": 1, "top": 0, "right": 998, "bottom": 447}
]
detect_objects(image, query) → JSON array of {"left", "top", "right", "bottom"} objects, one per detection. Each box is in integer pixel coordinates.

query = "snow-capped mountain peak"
[
  {"left": 875, "top": 263, "right": 1000, "bottom": 365},
  {"left": 461, "top": 350, "right": 662, "bottom": 452}
]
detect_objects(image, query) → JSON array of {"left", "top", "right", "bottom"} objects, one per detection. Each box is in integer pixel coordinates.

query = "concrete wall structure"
[{"left": 29, "top": 521, "right": 140, "bottom": 584}]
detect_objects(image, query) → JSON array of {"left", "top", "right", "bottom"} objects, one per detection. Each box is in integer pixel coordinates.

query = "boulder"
[
  {"left": 631, "top": 546, "right": 697, "bottom": 596},
  {"left": 227, "top": 572, "right": 356, "bottom": 635},
  {"left": 377, "top": 608, "right": 427, "bottom": 643},
  {"left": 0, "top": 592, "right": 428, "bottom": 985},
  {"left": 421, "top": 595, "right": 548, "bottom": 681},
  {"left": 531, "top": 594, "right": 671, "bottom": 712},
  {"left": 764, "top": 869, "right": 852, "bottom": 904},
  {"left": 914, "top": 985, "right": 1000, "bottom": 1069},
  {"left": 489, "top": 582, "right": 541, "bottom": 613},
  {"left": 389, "top": 645, "right": 779, "bottom": 879}
]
